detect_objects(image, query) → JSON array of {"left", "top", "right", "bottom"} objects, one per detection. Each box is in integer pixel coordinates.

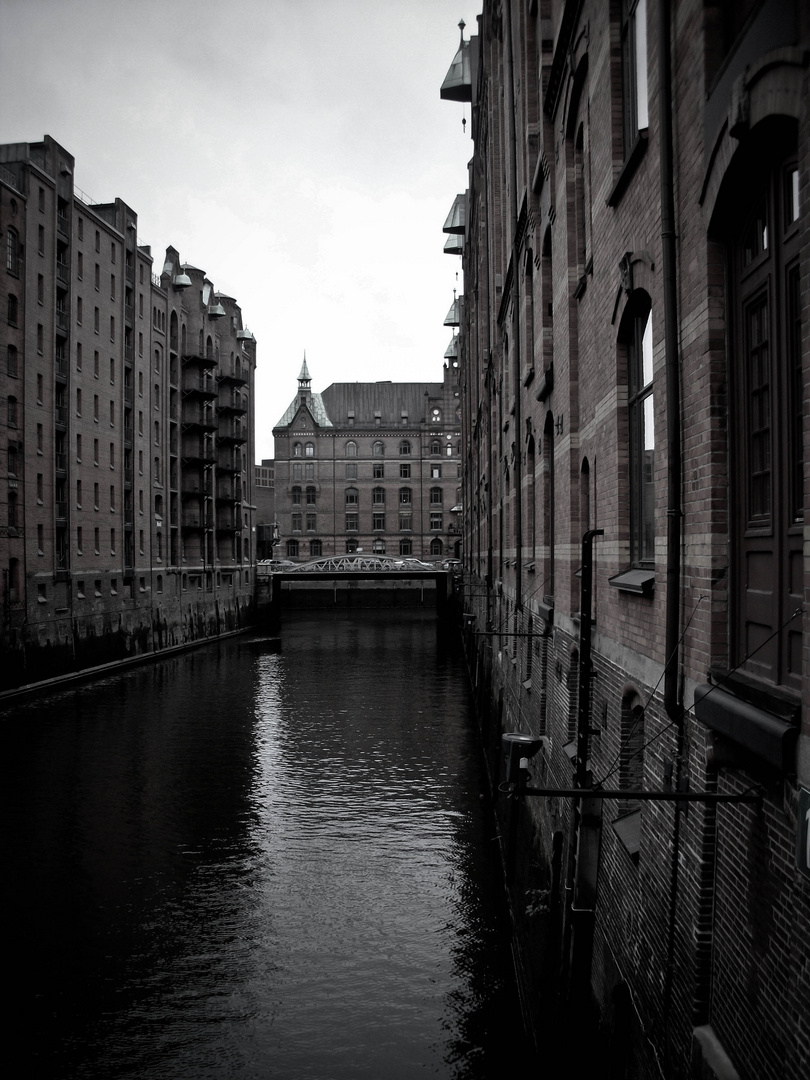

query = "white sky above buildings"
[{"left": 0, "top": 0, "right": 474, "bottom": 460}]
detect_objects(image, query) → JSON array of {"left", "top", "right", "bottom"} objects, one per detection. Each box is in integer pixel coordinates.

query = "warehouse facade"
[
  {"left": 0, "top": 137, "right": 257, "bottom": 689},
  {"left": 442, "top": 2, "right": 809, "bottom": 1076}
]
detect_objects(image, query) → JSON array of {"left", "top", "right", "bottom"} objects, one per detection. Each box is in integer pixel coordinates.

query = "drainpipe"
[
  {"left": 504, "top": 0, "right": 523, "bottom": 597},
  {"left": 562, "top": 527, "right": 602, "bottom": 1001},
  {"left": 657, "top": 0, "right": 684, "bottom": 1069}
]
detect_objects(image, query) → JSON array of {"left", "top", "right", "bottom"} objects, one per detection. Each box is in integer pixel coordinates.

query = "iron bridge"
[{"left": 262, "top": 555, "right": 446, "bottom": 580}]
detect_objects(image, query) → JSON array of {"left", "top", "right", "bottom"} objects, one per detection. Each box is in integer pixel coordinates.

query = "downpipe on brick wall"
[
  {"left": 561, "top": 528, "right": 603, "bottom": 1007},
  {"left": 658, "top": 0, "right": 686, "bottom": 1071}
]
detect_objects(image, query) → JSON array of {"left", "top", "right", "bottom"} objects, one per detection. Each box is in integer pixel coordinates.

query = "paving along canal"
[{"left": 3, "top": 610, "right": 538, "bottom": 1078}]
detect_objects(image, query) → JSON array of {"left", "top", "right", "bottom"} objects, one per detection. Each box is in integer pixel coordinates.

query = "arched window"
[
  {"left": 293, "top": 442, "right": 302, "bottom": 457},
  {"left": 399, "top": 487, "right": 411, "bottom": 505},
  {"left": 345, "top": 441, "right": 357, "bottom": 457},
  {"left": 430, "top": 537, "right": 443, "bottom": 556},
  {"left": 286, "top": 538, "right": 299, "bottom": 558},
  {"left": 310, "top": 539, "right": 322, "bottom": 557},
  {"left": 619, "top": 291, "right": 654, "bottom": 566},
  {"left": 399, "top": 440, "right": 411, "bottom": 456},
  {"left": 346, "top": 537, "right": 358, "bottom": 554},
  {"left": 6, "top": 227, "right": 20, "bottom": 275},
  {"left": 431, "top": 441, "right": 441, "bottom": 455},
  {"left": 305, "top": 442, "right": 314, "bottom": 457},
  {"left": 430, "top": 486, "right": 442, "bottom": 505},
  {"left": 372, "top": 538, "right": 386, "bottom": 554},
  {"left": 619, "top": 691, "right": 645, "bottom": 824},
  {"left": 527, "top": 437, "right": 536, "bottom": 563},
  {"left": 345, "top": 487, "right": 358, "bottom": 506},
  {"left": 372, "top": 441, "right": 384, "bottom": 457},
  {"left": 399, "top": 537, "right": 413, "bottom": 556}
]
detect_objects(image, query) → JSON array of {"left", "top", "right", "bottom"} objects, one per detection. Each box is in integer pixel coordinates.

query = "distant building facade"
[
  {"left": 272, "top": 361, "right": 462, "bottom": 562},
  {"left": 442, "top": 2, "right": 809, "bottom": 1077},
  {"left": 0, "top": 136, "right": 257, "bottom": 689},
  {"left": 254, "top": 458, "right": 276, "bottom": 559}
]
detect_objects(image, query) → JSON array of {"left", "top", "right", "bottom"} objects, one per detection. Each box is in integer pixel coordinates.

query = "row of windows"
[
  {"left": 287, "top": 512, "right": 445, "bottom": 534},
  {"left": 284, "top": 537, "right": 447, "bottom": 559},
  {"left": 289, "top": 486, "right": 446, "bottom": 507},
  {"left": 289, "top": 462, "right": 447, "bottom": 481},
  {"left": 292, "top": 440, "right": 458, "bottom": 458}
]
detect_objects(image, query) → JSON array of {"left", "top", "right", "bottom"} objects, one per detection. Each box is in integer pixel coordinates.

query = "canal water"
[{"left": 3, "top": 610, "right": 536, "bottom": 1078}]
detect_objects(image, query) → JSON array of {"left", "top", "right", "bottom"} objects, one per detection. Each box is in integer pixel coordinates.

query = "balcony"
[
  {"left": 217, "top": 394, "right": 247, "bottom": 415},
  {"left": 55, "top": 501, "right": 68, "bottom": 521},
  {"left": 55, "top": 453, "right": 67, "bottom": 474},
  {"left": 56, "top": 211, "right": 69, "bottom": 237},
  {"left": 219, "top": 454, "right": 241, "bottom": 473},
  {"left": 56, "top": 354, "right": 68, "bottom": 379},
  {"left": 218, "top": 370, "right": 248, "bottom": 387},
  {"left": 56, "top": 261, "right": 69, "bottom": 284},
  {"left": 54, "top": 404, "right": 67, "bottom": 428},
  {"left": 181, "top": 348, "right": 217, "bottom": 367},
  {"left": 183, "top": 374, "right": 218, "bottom": 398},
  {"left": 182, "top": 408, "right": 217, "bottom": 431},
  {"left": 181, "top": 475, "right": 213, "bottom": 498},
  {"left": 182, "top": 512, "right": 214, "bottom": 530},
  {"left": 55, "top": 309, "right": 68, "bottom": 333},
  {"left": 182, "top": 443, "right": 217, "bottom": 464},
  {"left": 217, "top": 421, "right": 247, "bottom": 444}
]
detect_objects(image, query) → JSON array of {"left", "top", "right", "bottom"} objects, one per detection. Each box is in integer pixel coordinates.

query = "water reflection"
[{"left": 4, "top": 611, "right": 534, "bottom": 1078}]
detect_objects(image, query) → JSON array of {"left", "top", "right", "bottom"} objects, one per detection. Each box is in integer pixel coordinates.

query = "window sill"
[
  {"left": 612, "top": 809, "right": 641, "bottom": 862},
  {"left": 535, "top": 364, "right": 554, "bottom": 402},
  {"left": 694, "top": 682, "right": 798, "bottom": 773},
  {"left": 607, "top": 131, "right": 648, "bottom": 208},
  {"left": 609, "top": 568, "right": 655, "bottom": 596}
]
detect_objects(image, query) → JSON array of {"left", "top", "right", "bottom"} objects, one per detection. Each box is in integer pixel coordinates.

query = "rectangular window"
[
  {"left": 373, "top": 463, "right": 384, "bottom": 479},
  {"left": 345, "top": 513, "right": 358, "bottom": 532},
  {"left": 372, "top": 513, "right": 385, "bottom": 531},
  {"left": 430, "top": 512, "right": 443, "bottom": 531},
  {"left": 628, "top": 307, "right": 655, "bottom": 565},
  {"left": 621, "top": 0, "right": 648, "bottom": 154},
  {"left": 291, "top": 512, "right": 302, "bottom": 532},
  {"left": 400, "top": 463, "right": 411, "bottom": 479},
  {"left": 306, "top": 513, "right": 316, "bottom": 532},
  {"left": 346, "top": 462, "right": 357, "bottom": 480},
  {"left": 399, "top": 513, "right": 412, "bottom": 532}
]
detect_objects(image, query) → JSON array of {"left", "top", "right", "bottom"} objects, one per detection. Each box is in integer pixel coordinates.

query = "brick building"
[
  {"left": 0, "top": 137, "right": 257, "bottom": 689},
  {"left": 442, "top": 2, "right": 809, "bottom": 1077},
  {"left": 272, "top": 360, "right": 462, "bottom": 562}
]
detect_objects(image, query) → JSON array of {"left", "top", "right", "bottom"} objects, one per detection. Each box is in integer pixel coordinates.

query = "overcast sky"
[{"left": 1, "top": 0, "right": 474, "bottom": 459}]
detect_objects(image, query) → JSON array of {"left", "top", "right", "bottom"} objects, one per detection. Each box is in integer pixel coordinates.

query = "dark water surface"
[{"left": 3, "top": 611, "right": 535, "bottom": 1078}]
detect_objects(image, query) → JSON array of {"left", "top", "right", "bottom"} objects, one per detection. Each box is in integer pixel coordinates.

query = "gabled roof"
[{"left": 275, "top": 394, "right": 332, "bottom": 429}]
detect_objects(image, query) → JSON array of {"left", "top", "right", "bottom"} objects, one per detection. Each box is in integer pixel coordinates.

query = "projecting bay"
[{"left": 3, "top": 610, "right": 534, "bottom": 1078}]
